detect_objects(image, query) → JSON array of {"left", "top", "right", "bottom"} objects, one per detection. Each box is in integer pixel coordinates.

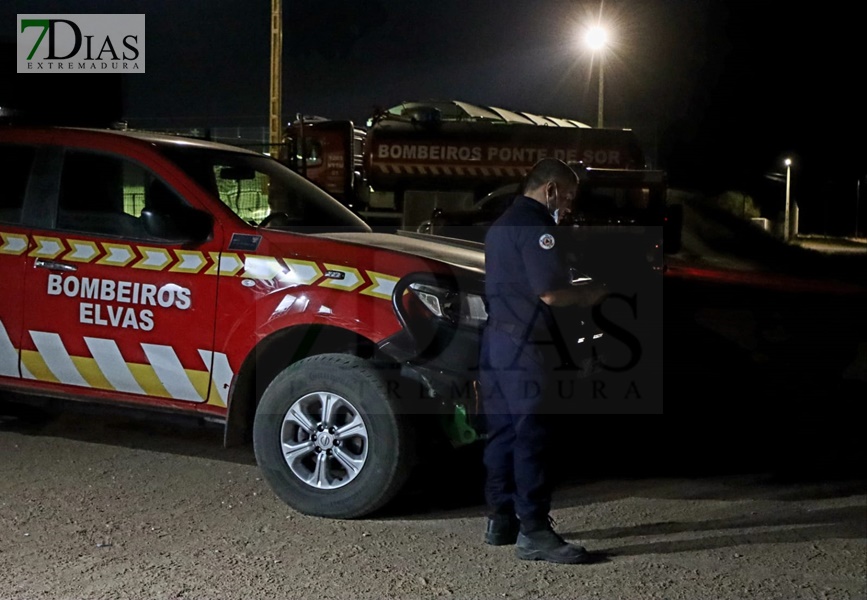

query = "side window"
[
  {"left": 56, "top": 150, "right": 187, "bottom": 240},
  {"left": 214, "top": 165, "right": 270, "bottom": 223},
  {"left": 0, "top": 144, "right": 37, "bottom": 224},
  {"left": 296, "top": 139, "right": 323, "bottom": 167}
]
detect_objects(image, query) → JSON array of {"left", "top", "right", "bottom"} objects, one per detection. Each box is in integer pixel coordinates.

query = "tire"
[{"left": 253, "top": 354, "right": 415, "bottom": 519}]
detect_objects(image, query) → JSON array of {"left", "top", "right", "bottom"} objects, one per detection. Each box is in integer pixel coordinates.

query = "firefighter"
[{"left": 480, "top": 158, "right": 606, "bottom": 564}]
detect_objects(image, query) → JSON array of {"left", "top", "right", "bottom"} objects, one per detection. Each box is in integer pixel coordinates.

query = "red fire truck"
[{"left": 282, "top": 100, "right": 656, "bottom": 228}]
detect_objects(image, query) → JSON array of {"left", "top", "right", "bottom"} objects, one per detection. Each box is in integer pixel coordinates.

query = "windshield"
[
  {"left": 156, "top": 143, "right": 371, "bottom": 233},
  {"left": 577, "top": 183, "right": 666, "bottom": 226}
]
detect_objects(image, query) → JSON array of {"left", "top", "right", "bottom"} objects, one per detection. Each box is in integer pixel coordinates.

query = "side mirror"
[{"left": 141, "top": 207, "right": 213, "bottom": 245}]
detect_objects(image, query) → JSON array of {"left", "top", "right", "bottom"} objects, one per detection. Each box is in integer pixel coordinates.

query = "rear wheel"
[{"left": 253, "top": 354, "right": 415, "bottom": 518}]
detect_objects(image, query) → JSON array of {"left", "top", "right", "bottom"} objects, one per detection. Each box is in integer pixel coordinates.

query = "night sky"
[{"left": 2, "top": 1, "right": 862, "bottom": 232}]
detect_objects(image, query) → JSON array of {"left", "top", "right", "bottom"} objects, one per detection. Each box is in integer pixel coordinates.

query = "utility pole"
[
  {"left": 856, "top": 177, "right": 862, "bottom": 238},
  {"left": 269, "top": 0, "right": 283, "bottom": 155},
  {"left": 783, "top": 158, "right": 792, "bottom": 242}
]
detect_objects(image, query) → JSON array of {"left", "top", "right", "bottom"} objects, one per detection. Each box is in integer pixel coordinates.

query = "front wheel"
[{"left": 253, "top": 354, "right": 415, "bottom": 518}]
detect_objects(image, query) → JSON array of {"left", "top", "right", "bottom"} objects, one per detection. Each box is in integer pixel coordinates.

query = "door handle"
[{"left": 34, "top": 258, "right": 77, "bottom": 272}]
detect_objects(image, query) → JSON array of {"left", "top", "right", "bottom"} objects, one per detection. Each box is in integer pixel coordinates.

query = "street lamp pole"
[
  {"left": 597, "top": 56, "right": 604, "bottom": 128},
  {"left": 269, "top": 0, "right": 283, "bottom": 154},
  {"left": 584, "top": 25, "right": 608, "bottom": 129},
  {"left": 856, "top": 178, "right": 862, "bottom": 239},
  {"left": 783, "top": 158, "right": 792, "bottom": 242}
]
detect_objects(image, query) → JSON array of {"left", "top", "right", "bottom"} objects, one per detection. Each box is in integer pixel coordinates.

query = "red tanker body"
[
  {"left": 365, "top": 100, "right": 647, "bottom": 197},
  {"left": 281, "top": 100, "right": 652, "bottom": 228}
]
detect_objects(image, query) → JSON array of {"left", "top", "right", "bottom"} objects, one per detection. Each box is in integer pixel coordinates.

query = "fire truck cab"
[{"left": 280, "top": 116, "right": 367, "bottom": 210}]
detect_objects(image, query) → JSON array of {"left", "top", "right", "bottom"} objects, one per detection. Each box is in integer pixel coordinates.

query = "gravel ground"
[{"left": 1, "top": 410, "right": 865, "bottom": 600}]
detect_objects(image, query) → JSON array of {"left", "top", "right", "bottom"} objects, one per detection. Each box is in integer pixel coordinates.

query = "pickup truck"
[{"left": 0, "top": 126, "right": 608, "bottom": 518}]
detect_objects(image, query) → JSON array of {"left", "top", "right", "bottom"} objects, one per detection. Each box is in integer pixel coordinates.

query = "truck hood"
[{"left": 310, "top": 231, "right": 486, "bottom": 275}]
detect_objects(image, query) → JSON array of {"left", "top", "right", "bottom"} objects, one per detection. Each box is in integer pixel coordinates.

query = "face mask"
[
  {"left": 547, "top": 185, "right": 559, "bottom": 219},
  {"left": 552, "top": 208, "right": 560, "bottom": 224}
]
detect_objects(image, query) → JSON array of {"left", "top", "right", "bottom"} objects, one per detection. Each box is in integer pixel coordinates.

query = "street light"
[
  {"left": 783, "top": 158, "right": 792, "bottom": 242},
  {"left": 584, "top": 25, "right": 608, "bottom": 128}
]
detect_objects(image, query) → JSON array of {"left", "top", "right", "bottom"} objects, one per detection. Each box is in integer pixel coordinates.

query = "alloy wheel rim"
[{"left": 280, "top": 391, "right": 369, "bottom": 490}]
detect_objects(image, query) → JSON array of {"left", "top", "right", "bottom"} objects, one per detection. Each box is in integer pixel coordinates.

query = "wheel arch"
[{"left": 223, "top": 324, "right": 379, "bottom": 447}]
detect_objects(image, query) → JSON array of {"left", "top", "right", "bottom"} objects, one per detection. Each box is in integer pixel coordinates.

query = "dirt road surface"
[{"left": 1, "top": 410, "right": 865, "bottom": 600}]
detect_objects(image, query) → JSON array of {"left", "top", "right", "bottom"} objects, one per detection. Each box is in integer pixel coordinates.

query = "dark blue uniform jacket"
[{"left": 483, "top": 195, "right": 568, "bottom": 343}]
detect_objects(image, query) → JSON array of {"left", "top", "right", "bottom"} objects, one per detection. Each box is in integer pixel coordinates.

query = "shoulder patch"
[{"left": 539, "top": 233, "right": 556, "bottom": 250}]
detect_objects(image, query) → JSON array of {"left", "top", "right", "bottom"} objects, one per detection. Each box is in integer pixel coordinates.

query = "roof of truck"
[{"left": 384, "top": 100, "right": 593, "bottom": 128}]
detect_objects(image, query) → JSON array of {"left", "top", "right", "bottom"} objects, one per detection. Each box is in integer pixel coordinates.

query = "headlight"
[{"left": 408, "top": 283, "right": 488, "bottom": 329}]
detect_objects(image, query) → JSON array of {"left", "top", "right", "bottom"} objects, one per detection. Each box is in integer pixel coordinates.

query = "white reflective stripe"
[
  {"left": 175, "top": 252, "right": 205, "bottom": 271},
  {"left": 67, "top": 241, "right": 99, "bottom": 261},
  {"left": 321, "top": 265, "right": 361, "bottom": 290},
  {"left": 31, "top": 238, "right": 63, "bottom": 258},
  {"left": 219, "top": 255, "right": 243, "bottom": 274},
  {"left": 0, "top": 320, "right": 20, "bottom": 377},
  {"left": 243, "top": 256, "right": 284, "bottom": 279},
  {"left": 198, "top": 349, "right": 233, "bottom": 406},
  {"left": 283, "top": 262, "right": 322, "bottom": 285},
  {"left": 363, "top": 273, "right": 398, "bottom": 299},
  {"left": 29, "top": 331, "right": 88, "bottom": 386},
  {"left": 0, "top": 233, "right": 28, "bottom": 254},
  {"left": 137, "top": 248, "right": 171, "bottom": 269},
  {"left": 102, "top": 246, "right": 134, "bottom": 264},
  {"left": 84, "top": 337, "right": 145, "bottom": 395},
  {"left": 141, "top": 343, "right": 203, "bottom": 402}
]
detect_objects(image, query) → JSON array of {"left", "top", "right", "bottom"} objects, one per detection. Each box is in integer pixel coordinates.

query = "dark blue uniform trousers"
[{"left": 480, "top": 327, "right": 554, "bottom": 529}]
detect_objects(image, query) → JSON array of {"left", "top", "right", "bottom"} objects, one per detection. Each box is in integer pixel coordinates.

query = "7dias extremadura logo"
[{"left": 17, "top": 14, "right": 145, "bottom": 73}]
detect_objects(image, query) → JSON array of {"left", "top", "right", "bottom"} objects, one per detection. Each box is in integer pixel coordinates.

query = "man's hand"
[{"left": 539, "top": 283, "right": 607, "bottom": 307}]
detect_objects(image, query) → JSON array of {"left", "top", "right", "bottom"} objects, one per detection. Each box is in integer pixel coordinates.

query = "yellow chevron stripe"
[
  {"left": 20, "top": 350, "right": 59, "bottom": 383},
  {"left": 320, "top": 264, "right": 364, "bottom": 292},
  {"left": 70, "top": 356, "right": 115, "bottom": 390},
  {"left": 360, "top": 271, "right": 400, "bottom": 300},
  {"left": 127, "top": 363, "right": 172, "bottom": 398},
  {"left": 0, "top": 232, "right": 29, "bottom": 255},
  {"left": 206, "top": 252, "right": 244, "bottom": 276},
  {"left": 4, "top": 316, "right": 231, "bottom": 404},
  {"left": 170, "top": 250, "right": 208, "bottom": 274},
  {"left": 205, "top": 379, "right": 225, "bottom": 407},
  {"left": 2, "top": 232, "right": 397, "bottom": 302},
  {"left": 64, "top": 240, "right": 101, "bottom": 263},
  {"left": 29, "top": 236, "right": 65, "bottom": 259},
  {"left": 283, "top": 259, "right": 323, "bottom": 285},
  {"left": 133, "top": 247, "right": 173, "bottom": 271},
  {"left": 242, "top": 255, "right": 285, "bottom": 279},
  {"left": 98, "top": 243, "right": 136, "bottom": 267},
  {"left": 185, "top": 368, "right": 211, "bottom": 402}
]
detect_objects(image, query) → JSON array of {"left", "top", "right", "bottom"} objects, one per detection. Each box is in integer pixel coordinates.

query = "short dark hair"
[{"left": 521, "top": 158, "right": 578, "bottom": 194}]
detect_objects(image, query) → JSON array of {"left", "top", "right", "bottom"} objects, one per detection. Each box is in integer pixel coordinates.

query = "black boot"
[
  {"left": 484, "top": 514, "right": 520, "bottom": 546},
  {"left": 515, "top": 522, "right": 590, "bottom": 564}
]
